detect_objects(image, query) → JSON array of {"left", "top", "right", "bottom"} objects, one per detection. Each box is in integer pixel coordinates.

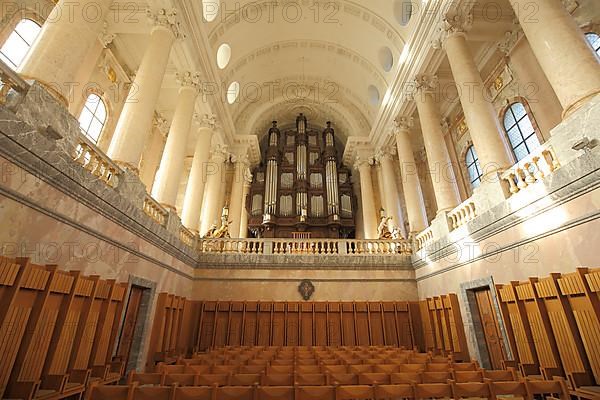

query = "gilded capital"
[{"left": 432, "top": 11, "right": 473, "bottom": 48}]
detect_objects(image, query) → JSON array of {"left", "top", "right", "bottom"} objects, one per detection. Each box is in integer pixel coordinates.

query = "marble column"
[
  {"left": 414, "top": 75, "right": 461, "bottom": 213},
  {"left": 394, "top": 118, "right": 428, "bottom": 235},
  {"left": 228, "top": 150, "right": 250, "bottom": 238},
  {"left": 107, "top": 9, "right": 183, "bottom": 172},
  {"left": 507, "top": 0, "right": 600, "bottom": 117},
  {"left": 239, "top": 173, "right": 252, "bottom": 238},
  {"left": 181, "top": 115, "right": 215, "bottom": 232},
  {"left": 354, "top": 157, "right": 378, "bottom": 239},
  {"left": 152, "top": 72, "right": 200, "bottom": 209},
  {"left": 18, "top": 0, "right": 113, "bottom": 105},
  {"left": 376, "top": 148, "right": 406, "bottom": 238},
  {"left": 439, "top": 13, "right": 512, "bottom": 176},
  {"left": 199, "top": 145, "right": 229, "bottom": 236}
]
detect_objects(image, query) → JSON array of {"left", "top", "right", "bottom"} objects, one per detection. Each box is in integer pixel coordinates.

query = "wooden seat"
[
  {"left": 295, "top": 374, "right": 326, "bottom": 386},
  {"left": 450, "top": 381, "right": 492, "bottom": 399},
  {"left": 349, "top": 365, "right": 373, "bottom": 374},
  {"left": 297, "top": 359, "right": 318, "bottom": 366},
  {"left": 425, "top": 363, "right": 450, "bottom": 372},
  {"left": 488, "top": 381, "right": 528, "bottom": 400},
  {"left": 229, "top": 374, "right": 260, "bottom": 386},
  {"left": 239, "top": 366, "right": 265, "bottom": 374},
  {"left": 524, "top": 378, "right": 570, "bottom": 400},
  {"left": 173, "top": 386, "right": 213, "bottom": 400},
  {"left": 413, "top": 383, "right": 453, "bottom": 399},
  {"left": 390, "top": 372, "right": 422, "bottom": 384},
  {"left": 297, "top": 366, "right": 321, "bottom": 374},
  {"left": 295, "top": 386, "right": 336, "bottom": 400},
  {"left": 451, "top": 362, "right": 478, "bottom": 371},
  {"left": 268, "top": 366, "right": 294, "bottom": 374},
  {"left": 271, "top": 360, "right": 294, "bottom": 366},
  {"left": 262, "top": 374, "right": 294, "bottom": 386},
  {"left": 327, "top": 373, "right": 358, "bottom": 385},
  {"left": 421, "top": 372, "right": 452, "bottom": 384},
  {"left": 213, "top": 365, "right": 238, "bottom": 374},
  {"left": 452, "top": 370, "right": 484, "bottom": 383},
  {"left": 358, "top": 373, "right": 391, "bottom": 385},
  {"left": 374, "top": 384, "right": 414, "bottom": 400},
  {"left": 323, "top": 366, "right": 347, "bottom": 374},
  {"left": 186, "top": 365, "right": 211, "bottom": 374},
  {"left": 215, "top": 386, "right": 255, "bottom": 400},
  {"left": 256, "top": 386, "right": 294, "bottom": 400},
  {"left": 335, "top": 385, "right": 375, "bottom": 400}
]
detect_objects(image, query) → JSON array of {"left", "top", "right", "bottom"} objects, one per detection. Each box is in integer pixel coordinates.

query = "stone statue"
[{"left": 377, "top": 216, "right": 393, "bottom": 239}]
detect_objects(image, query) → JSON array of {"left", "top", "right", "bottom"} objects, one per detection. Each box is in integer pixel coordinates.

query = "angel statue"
[{"left": 377, "top": 215, "right": 394, "bottom": 240}]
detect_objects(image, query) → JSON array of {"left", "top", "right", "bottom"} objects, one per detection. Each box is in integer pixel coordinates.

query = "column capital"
[
  {"left": 353, "top": 156, "right": 373, "bottom": 171},
  {"left": 414, "top": 74, "right": 439, "bottom": 94},
  {"left": 195, "top": 113, "right": 217, "bottom": 129},
  {"left": 153, "top": 112, "right": 170, "bottom": 137},
  {"left": 147, "top": 8, "right": 185, "bottom": 39},
  {"left": 176, "top": 71, "right": 201, "bottom": 90},
  {"left": 432, "top": 11, "right": 473, "bottom": 49},
  {"left": 375, "top": 146, "right": 397, "bottom": 164},
  {"left": 497, "top": 28, "right": 521, "bottom": 55},
  {"left": 393, "top": 117, "right": 414, "bottom": 134},
  {"left": 210, "top": 144, "right": 229, "bottom": 163}
]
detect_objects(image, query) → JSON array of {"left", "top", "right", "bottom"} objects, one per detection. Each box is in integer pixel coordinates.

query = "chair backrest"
[
  {"left": 215, "top": 386, "right": 255, "bottom": 400},
  {"left": 128, "top": 372, "right": 163, "bottom": 385},
  {"left": 452, "top": 371, "right": 484, "bottom": 383},
  {"left": 358, "top": 373, "right": 391, "bottom": 385},
  {"left": 450, "top": 381, "right": 491, "bottom": 399},
  {"left": 163, "top": 373, "right": 196, "bottom": 386},
  {"left": 349, "top": 364, "right": 373, "bottom": 374},
  {"left": 327, "top": 373, "right": 358, "bottom": 385},
  {"left": 297, "top": 359, "right": 318, "bottom": 365},
  {"left": 239, "top": 365, "right": 265, "bottom": 374},
  {"left": 295, "top": 386, "right": 336, "bottom": 400},
  {"left": 390, "top": 372, "right": 422, "bottom": 384},
  {"left": 196, "top": 374, "right": 230, "bottom": 386},
  {"left": 374, "top": 384, "right": 414, "bottom": 400},
  {"left": 398, "top": 364, "right": 425, "bottom": 373},
  {"left": 173, "top": 386, "right": 213, "bottom": 400},
  {"left": 483, "top": 368, "right": 517, "bottom": 382},
  {"left": 213, "top": 365, "right": 238, "bottom": 374},
  {"left": 524, "top": 378, "right": 570, "bottom": 400},
  {"left": 256, "top": 386, "right": 294, "bottom": 400},
  {"left": 268, "top": 366, "right": 294, "bottom": 374},
  {"left": 271, "top": 359, "right": 294, "bottom": 366},
  {"left": 133, "top": 386, "right": 172, "bottom": 400},
  {"left": 421, "top": 372, "right": 452, "bottom": 384},
  {"left": 414, "top": 383, "right": 453, "bottom": 399},
  {"left": 488, "top": 381, "right": 528, "bottom": 398},
  {"left": 295, "top": 374, "right": 327, "bottom": 386},
  {"left": 162, "top": 365, "right": 186, "bottom": 374},
  {"left": 262, "top": 374, "right": 294, "bottom": 386},
  {"left": 185, "top": 365, "right": 211, "bottom": 374},
  {"left": 373, "top": 364, "right": 398, "bottom": 374},
  {"left": 323, "top": 365, "right": 347, "bottom": 374},
  {"left": 229, "top": 373, "right": 260, "bottom": 386},
  {"left": 297, "top": 366, "right": 321, "bottom": 374},
  {"left": 335, "top": 385, "right": 375, "bottom": 400},
  {"left": 87, "top": 384, "right": 133, "bottom": 400},
  {"left": 426, "top": 363, "right": 451, "bottom": 372},
  {"left": 452, "top": 362, "right": 478, "bottom": 371}
]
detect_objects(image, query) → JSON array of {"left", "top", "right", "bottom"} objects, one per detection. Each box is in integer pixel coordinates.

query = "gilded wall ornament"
[{"left": 298, "top": 280, "right": 315, "bottom": 301}]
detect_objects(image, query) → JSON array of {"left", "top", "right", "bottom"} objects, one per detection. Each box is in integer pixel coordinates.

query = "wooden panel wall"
[
  {"left": 195, "top": 301, "right": 420, "bottom": 351},
  {"left": 418, "top": 294, "right": 469, "bottom": 361}
]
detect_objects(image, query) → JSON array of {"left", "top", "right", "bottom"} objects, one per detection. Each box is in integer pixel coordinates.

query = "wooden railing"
[
  {"left": 448, "top": 199, "right": 476, "bottom": 230},
  {"left": 501, "top": 145, "right": 560, "bottom": 196},
  {"left": 143, "top": 195, "right": 168, "bottom": 226},
  {"left": 73, "top": 137, "right": 122, "bottom": 188},
  {"left": 197, "top": 238, "right": 412, "bottom": 255}
]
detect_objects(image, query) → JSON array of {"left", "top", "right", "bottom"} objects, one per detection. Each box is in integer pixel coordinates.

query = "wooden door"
[
  {"left": 474, "top": 289, "right": 507, "bottom": 370},
  {"left": 116, "top": 286, "right": 143, "bottom": 369}
]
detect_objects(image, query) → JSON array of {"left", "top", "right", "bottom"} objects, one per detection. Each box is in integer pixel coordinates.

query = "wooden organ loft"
[{"left": 246, "top": 114, "right": 356, "bottom": 239}]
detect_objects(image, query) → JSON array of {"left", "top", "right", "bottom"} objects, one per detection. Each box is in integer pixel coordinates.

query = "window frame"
[
  {"left": 464, "top": 144, "right": 483, "bottom": 190},
  {"left": 78, "top": 93, "right": 108, "bottom": 144},
  {"left": 0, "top": 17, "right": 42, "bottom": 70},
  {"left": 501, "top": 99, "right": 542, "bottom": 162},
  {"left": 585, "top": 32, "right": 600, "bottom": 57}
]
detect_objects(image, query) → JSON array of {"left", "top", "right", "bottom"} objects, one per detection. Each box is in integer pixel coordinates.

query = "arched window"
[
  {"left": 585, "top": 32, "right": 600, "bottom": 57},
  {"left": 78, "top": 94, "right": 107, "bottom": 143},
  {"left": 0, "top": 18, "right": 41, "bottom": 69},
  {"left": 465, "top": 145, "right": 482, "bottom": 189},
  {"left": 503, "top": 101, "right": 541, "bottom": 162}
]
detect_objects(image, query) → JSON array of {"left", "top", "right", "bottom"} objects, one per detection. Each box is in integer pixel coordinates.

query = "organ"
[{"left": 246, "top": 114, "right": 356, "bottom": 238}]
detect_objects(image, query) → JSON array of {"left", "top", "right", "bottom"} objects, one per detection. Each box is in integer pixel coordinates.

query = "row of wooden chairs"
[
  {"left": 129, "top": 369, "right": 518, "bottom": 387},
  {"left": 87, "top": 378, "right": 570, "bottom": 400},
  {"left": 0, "top": 256, "right": 128, "bottom": 400},
  {"left": 159, "top": 362, "right": 481, "bottom": 377}
]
